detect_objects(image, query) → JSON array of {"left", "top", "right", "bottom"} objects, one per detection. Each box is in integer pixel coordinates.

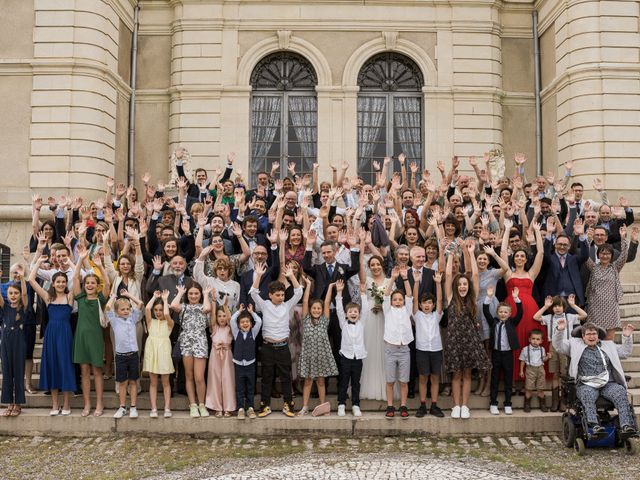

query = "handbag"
[
  {"left": 171, "top": 307, "right": 185, "bottom": 361},
  {"left": 98, "top": 302, "right": 109, "bottom": 328},
  {"left": 579, "top": 346, "right": 610, "bottom": 389}
]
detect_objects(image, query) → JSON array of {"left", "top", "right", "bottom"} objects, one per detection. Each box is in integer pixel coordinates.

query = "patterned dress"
[
  {"left": 297, "top": 314, "right": 339, "bottom": 378},
  {"left": 586, "top": 239, "right": 628, "bottom": 330},
  {"left": 178, "top": 304, "right": 209, "bottom": 358},
  {"left": 443, "top": 306, "right": 490, "bottom": 373}
]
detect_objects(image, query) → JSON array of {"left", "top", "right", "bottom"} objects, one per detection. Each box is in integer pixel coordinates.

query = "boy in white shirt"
[
  {"left": 533, "top": 294, "right": 587, "bottom": 412},
  {"left": 383, "top": 267, "right": 414, "bottom": 419},
  {"left": 335, "top": 279, "right": 368, "bottom": 418},
  {"left": 519, "top": 329, "right": 552, "bottom": 413},
  {"left": 250, "top": 262, "right": 302, "bottom": 418},
  {"left": 412, "top": 270, "right": 444, "bottom": 418}
]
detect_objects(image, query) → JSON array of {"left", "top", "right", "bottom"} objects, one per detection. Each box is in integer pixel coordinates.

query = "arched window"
[
  {"left": 357, "top": 52, "right": 424, "bottom": 185},
  {"left": 0, "top": 243, "right": 10, "bottom": 283},
  {"left": 250, "top": 52, "right": 318, "bottom": 182}
]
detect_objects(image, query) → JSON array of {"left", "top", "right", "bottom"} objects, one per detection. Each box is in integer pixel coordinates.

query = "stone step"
[
  {"left": 1, "top": 408, "right": 639, "bottom": 437},
  {"left": 622, "top": 284, "right": 640, "bottom": 293},
  {"left": 622, "top": 358, "right": 640, "bottom": 371},
  {"left": 14, "top": 390, "right": 631, "bottom": 412},
  {"left": 614, "top": 331, "right": 640, "bottom": 343},
  {"left": 631, "top": 389, "right": 640, "bottom": 406},
  {"left": 620, "top": 293, "right": 640, "bottom": 304},
  {"left": 620, "top": 305, "right": 640, "bottom": 318}
]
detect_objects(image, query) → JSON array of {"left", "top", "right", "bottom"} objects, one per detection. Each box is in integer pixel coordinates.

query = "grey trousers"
[{"left": 576, "top": 382, "right": 634, "bottom": 427}]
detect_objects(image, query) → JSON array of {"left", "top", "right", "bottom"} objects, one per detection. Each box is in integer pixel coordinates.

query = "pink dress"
[{"left": 205, "top": 326, "right": 236, "bottom": 412}]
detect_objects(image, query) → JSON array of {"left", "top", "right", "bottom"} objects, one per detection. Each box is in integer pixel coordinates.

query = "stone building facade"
[{"left": 0, "top": 0, "right": 639, "bottom": 259}]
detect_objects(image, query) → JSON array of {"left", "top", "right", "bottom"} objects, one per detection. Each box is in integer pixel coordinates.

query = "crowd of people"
[{"left": 0, "top": 149, "right": 636, "bottom": 433}]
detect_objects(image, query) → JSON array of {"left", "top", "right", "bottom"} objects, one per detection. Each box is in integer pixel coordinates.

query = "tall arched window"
[
  {"left": 357, "top": 52, "right": 424, "bottom": 185},
  {"left": 250, "top": 52, "right": 318, "bottom": 182}
]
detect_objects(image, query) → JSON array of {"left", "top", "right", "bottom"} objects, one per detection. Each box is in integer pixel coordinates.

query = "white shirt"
[
  {"left": 107, "top": 309, "right": 142, "bottom": 354},
  {"left": 519, "top": 345, "right": 546, "bottom": 367},
  {"left": 382, "top": 294, "right": 414, "bottom": 345},
  {"left": 250, "top": 286, "right": 302, "bottom": 340},
  {"left": 414, "top": 310, "right": 443, "bottom": 352},
  {"left": 336, "top": 294, "right": 368, "bottom": 360},
  {"left": 540, "top": 313, "right": 579, "bottom": 342}
]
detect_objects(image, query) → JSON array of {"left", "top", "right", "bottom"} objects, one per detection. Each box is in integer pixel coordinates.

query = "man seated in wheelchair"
[{"left": 553, "top": 319, "right": 637, "bottom": 438}]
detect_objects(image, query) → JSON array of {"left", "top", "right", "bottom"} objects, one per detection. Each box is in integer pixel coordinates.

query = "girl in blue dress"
[
  {"left": 0, "top": 272, "right": 30, "bottom": 416},
  {"left": 29, "top": 255, "right": 77, "bottom": 415}
]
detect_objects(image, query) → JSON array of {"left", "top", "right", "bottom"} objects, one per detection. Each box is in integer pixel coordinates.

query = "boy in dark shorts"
[
  {"left": 105, "top": 291, "right": 143, "bottom": 419},
  {"left": 412, "top": 270, "right": 445, "bottom": 417}
]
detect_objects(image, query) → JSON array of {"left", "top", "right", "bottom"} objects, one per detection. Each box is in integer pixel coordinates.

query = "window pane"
[
  {"left": 357, "top": 96, "right": 387, "bottom": 185},
  {"left": 251, "top": 95, "right": 282, "bottom": 182},
  {"left": 288, "top": 96, "right": 317, "bottom": 179},
  {"left": 393, "top": 96, "right": 422, "bottom": 174}
]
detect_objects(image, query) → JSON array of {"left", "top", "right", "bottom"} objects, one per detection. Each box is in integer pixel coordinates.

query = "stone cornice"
[{"left": 540, "top": 63, "right": 640, "bottom": 100}]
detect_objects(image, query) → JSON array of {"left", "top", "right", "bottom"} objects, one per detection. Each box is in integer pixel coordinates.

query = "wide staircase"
[{"left": 2, "top": 285, "right": 640, "bottom": 437}]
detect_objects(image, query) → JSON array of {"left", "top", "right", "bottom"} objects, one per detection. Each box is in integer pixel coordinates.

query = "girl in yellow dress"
[{"left": 143, "top": 290, "right": 174, "bottom": 418}]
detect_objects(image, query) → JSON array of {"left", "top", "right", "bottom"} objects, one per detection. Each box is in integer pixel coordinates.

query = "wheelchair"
[{"left": 561, "top": 375, "right": 638, "bottom": 456}]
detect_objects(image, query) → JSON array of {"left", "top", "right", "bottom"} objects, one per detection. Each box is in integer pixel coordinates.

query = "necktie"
[
  {"left": 559, "top": 255, "right": 566, "bottom": 268},
  {"left": 496, "top": 323, "right": 503, "bottom": 351},
  {"left": 327, "top": 264, "right": 334, "bottom": 277},
  {"left": 178, "top": 275, "right": 184, "bottom": 287}
]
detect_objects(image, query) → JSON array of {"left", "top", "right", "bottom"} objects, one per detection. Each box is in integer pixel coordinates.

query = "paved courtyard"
[{"left": 2, "top": 434, "right": 637, "bottom": 480}]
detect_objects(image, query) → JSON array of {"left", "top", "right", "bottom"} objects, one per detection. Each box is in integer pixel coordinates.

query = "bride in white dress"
[{"left": 359, "top": 254, "right": 389, "bottom": 401}]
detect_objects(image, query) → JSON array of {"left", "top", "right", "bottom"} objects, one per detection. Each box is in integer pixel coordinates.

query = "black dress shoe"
[{"left": 590, "top": 424, "right": 606, "bottom": 439}]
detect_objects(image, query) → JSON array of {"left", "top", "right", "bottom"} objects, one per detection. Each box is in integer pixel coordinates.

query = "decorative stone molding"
[
  {"left": 341, "top": 35, "right": 437, "bottom": 87},
  {"left": 236, "top": 32, "right": 332, "bottom": 87},
  {"left": 277, "top": 30, "right": 292, "bottom": 50}
]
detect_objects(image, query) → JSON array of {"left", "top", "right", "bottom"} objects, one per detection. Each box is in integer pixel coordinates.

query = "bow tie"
[
  {"left": 348, "top": 320, "right": 358, "bottom": 325},
  {"left": 246, "top": 236, "right": 257, "bottom": 243}
]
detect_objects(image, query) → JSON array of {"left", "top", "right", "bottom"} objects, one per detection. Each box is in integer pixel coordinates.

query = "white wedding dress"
[{"left": 359, "top": 276, "right": 389, "bottom": 401}]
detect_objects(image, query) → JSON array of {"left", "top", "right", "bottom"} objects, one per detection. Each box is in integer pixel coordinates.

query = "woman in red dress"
[{"left": 490, "top": 219, "right": 545, "bottom": 389}]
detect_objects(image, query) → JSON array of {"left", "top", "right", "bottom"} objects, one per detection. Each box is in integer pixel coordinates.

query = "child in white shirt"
[
  {"left": 412, "top": 270, "right": 444, "bottom": 418},
  {"left": 533, "top": 294, "right": 587, "bottom": 411},
  {"left": 335, "top": 280, "right": 368, "bottom": 418},
  {"left": 382, "top": 267, "right": 413, "bottom": 419}
]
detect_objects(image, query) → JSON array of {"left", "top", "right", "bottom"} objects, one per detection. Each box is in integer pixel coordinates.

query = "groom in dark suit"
[
  {"left": 543, "top": 228, "right": 589, "bottom": 307},
  {"left": 302, "top": 235, "right": 360, "bottom": 382}
]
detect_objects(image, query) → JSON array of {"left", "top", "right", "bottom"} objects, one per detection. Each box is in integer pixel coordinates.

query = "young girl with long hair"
[
  {"left": 170, "top": 281, "right": 212, "bottom": 418},
  {"left": 205, "top": 293, "right": 235, "bottom": 416},
  {"left": 143, "top": 290, "right": 174, "bottom": 418},
  {"left": 0, "top": 272, "right": 30, "bottom": 416},
  {"left": 29, "top": 259, "right": 76, "bottom": 416},
  {"left": 443, "top": 242, "right": 490, "bottom": 419}
]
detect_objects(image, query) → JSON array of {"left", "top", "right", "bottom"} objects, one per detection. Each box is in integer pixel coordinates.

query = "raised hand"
[
  {"left": 175, "top": 285, "right": 186, "bottom": 296},
  {"left": 433, "top": 271, "right": 442, "bottom": 283},
  {"left": 622, "top": 324, "right": 635, "bottom": 337},
  {"left": 512, "top": 286, "right": 519, "bottom": 299},
  {"left": 152, "top": 255, "right": 163, "bottom": 271},
  {"left": 254, "top": 262, "right": 267, "bottom": 277},
  {"left": 307, "top": 228, "right": 317, "bottom": 245},
  {"left": 557, "top": 317, "right": 567, "bottom": 330},
  {"left": 486, "top": 286, "right": 494, "bottom": 298},
  {"left": 631, "top": 226, "right": 639, "bottom": 243},
  {"left": 544, "top": 295, "right": 553, "bottom": 308},
  {"left": 335, "top": 279, "right": 344, "bottom": 293},
  {"left": 567, "top": 294, "right": 576, "bottom": 306},
  {"left": 592, "top": 178, "right": 603, "bottom": 191},
  {"left": 266, "top": 228, "right": 278, "bottom": 244},
  {"left": 153, "top": 290, "right": 163, "bottom": 299},
  {"left": 483, "top": 244, "right": 496, "bottom": 256}
]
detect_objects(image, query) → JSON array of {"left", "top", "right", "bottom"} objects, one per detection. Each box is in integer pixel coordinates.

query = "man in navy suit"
[
  {"left": 543, "top": 224, "right": 589, "bottom": 307},
  {"left": 302, "top": 232, "right": 360, "bottom": 381}
]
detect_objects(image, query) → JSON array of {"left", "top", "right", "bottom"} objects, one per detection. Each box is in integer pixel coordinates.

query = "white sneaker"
[
  {"left": 352, "top": 406, "right": 362, "bottom": 417},
  {"left": 150, "top": 409, "right": 158, "bottom": 418},
  {"left": 129, "top": 407, "right": 138, "bottom": 418},
  {"left": 490, "top": 405, "right": 500, "bottom": 415},
  {"left": 451, "top": 405, "right": 461, "bottom": 418},
  {"left": 113, "top": 406, "right": 127, "bottom": 419},
  {"left": 337, "top": 404, "right": 346, "bottom": 417},
  {"left": 461, "top": 405, "right": 470, "bottom": 419},
  {"left": 504, "top": 406, "right": 513, "bottom": 415}
]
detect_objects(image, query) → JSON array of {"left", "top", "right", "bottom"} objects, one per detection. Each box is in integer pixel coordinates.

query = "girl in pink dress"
[{"left": 205, "top": 295, "right": 236, "bottom": 416}]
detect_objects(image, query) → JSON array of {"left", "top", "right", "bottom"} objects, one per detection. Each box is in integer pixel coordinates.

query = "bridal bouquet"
[{"left": 368, "top": 282, "right": 385, "bottom": 314}]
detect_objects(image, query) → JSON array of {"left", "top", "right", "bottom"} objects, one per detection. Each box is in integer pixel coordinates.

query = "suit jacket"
[
  {"left": 302, "top": 249, "right": 360, "bottom": 305},
  {"left": 543, "top": 237, "right": 589, "bottom": 305},
  {"left": 483, "top": 301, "right": 523, "bottom": 351},
  {"left": 395, "top": 266, "right": 436, "bottom": 299},
  {"left": 239, "top": 246, "right": 280, "bottom": 308}
]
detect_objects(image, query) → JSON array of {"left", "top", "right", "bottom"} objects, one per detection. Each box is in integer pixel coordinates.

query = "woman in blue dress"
[{"left": 29, "top": 255, "right": 76, "bottom": 415}]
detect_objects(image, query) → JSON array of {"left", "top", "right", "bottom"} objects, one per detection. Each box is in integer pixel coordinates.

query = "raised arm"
[
  {"left": 170, "top": 285, "right": 186, "bottom": 313},
  {"left": 145, "top": 290, "right": 162, "bottom": 325},
  {"left": 533, "top": 296, "right": 553, "bottom": 321},
  {"left": 29, "top": 255, "right": 50, "bottom": 303},
  {"left": 444, "top": 251, "right": 454, "bottom": 304},
  {"left": 528, "top": 221, "right": 544, "bottom": 281},
  {"left": 324, "top": 282, "right": 335, "bottom": 319},
  {"left": 302, "top": 276, "right": 312, "bottom": 317}
]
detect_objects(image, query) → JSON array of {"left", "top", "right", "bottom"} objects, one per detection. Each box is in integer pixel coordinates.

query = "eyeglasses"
[{"left": 556, "top": 243, "right": 570, "bottom": 247}]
